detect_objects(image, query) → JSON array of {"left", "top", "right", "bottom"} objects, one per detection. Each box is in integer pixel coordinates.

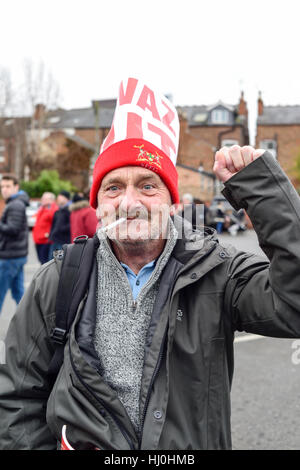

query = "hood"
[
  {"left": 69, "top": 200, "right": 90, "bottom": 212},
  {"left": 7, "top": 190, "right": 30, "bottom": 207},
  {"left": 171, "top": 214, "right": 218, "bottom": 265}
]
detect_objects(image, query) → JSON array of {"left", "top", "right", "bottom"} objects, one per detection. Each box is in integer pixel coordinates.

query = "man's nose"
[{"left": 119, "top": 186, "right": 142, "bottom": 215}]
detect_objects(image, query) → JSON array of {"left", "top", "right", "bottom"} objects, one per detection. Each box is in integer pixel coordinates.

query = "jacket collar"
[{"left": 171, "top": 214, "right": 219, "bottom": 266}]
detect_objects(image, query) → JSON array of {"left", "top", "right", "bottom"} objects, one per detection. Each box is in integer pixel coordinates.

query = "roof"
[
  {"left": 66, "top": 134, "right": 96, "bottom": 151},
  {"left": 43, "top": 99, "right": 244, "bottom": 131},
  {"left": 177, "top": 103, "right": 242, "bottom": 127},
  {"left": 44, "top": 104, "right": 116, "bottom": 129},
  {"left": 257, "top": 105, "right": 300, "bottom": 125}
]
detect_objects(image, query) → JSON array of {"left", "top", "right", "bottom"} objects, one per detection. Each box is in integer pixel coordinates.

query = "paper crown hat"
[{"left": 89, "top": 77, "right": 180, "bottom": 208}]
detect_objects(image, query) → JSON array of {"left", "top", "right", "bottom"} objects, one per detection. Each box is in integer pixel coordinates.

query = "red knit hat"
[{"left": 90, "top": 78, "right": 180, "bottom": 209}]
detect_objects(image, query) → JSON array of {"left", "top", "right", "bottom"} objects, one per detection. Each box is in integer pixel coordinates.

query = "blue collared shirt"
[{"left": 120, "top": 260, "right": 156, "bottom": 300}]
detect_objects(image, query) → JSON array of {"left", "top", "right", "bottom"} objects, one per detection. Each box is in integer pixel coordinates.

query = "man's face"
[
  {"left": 41, "top": 194, "right": 53, "bottom": 206},
  {"left": 96, "top": 166, "right": 172, "bottom": 245},
  {"left": 0, "top": 179, "right": 19, "bottom": 201},
  {"left": 57, "top": 195, "right": 68, "bottom": 207}
]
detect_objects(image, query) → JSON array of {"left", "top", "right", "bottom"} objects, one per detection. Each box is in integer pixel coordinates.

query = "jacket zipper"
[
  {"left": 68, "top": 343, "right": 135, "bottom": 450},
  {"left": 138, "top": 244, "right": 219, "bottom": 448},
  {"left": 139, "top": 322, "right": 168, "bottom": 449}
]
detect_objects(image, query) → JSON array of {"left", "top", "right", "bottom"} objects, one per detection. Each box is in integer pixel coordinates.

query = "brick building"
[
  {"left": 0, "top": 117, "right": 28, "bottom": 180},
  {"left": 37, "top": 93, "right": 249, "bottom": 201},
  {"left": 176, "top": 91, "right": 249, "bottom": 200},
  {"left": 256, "top": 93, "right": 300, "bottom": 187},
  {"left": 0, "top": 93, "right": 249, "bottom": 200}
]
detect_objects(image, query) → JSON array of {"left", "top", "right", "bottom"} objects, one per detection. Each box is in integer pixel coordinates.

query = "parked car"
[{"left": 26, "top": 200, "right": 40, "bottom": 228}]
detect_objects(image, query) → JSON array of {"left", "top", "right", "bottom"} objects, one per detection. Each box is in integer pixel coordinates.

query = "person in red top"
[
  {"left": 69, "top": 193, "right": 98, "bottom": 242},
  {"left": 32, "top": 192, "right": 58, "bottom": 264}
]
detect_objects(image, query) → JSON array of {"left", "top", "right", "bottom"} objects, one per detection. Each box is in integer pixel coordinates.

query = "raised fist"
[{"left": 213, "top": 145, "right": 265, "bottom": 183}]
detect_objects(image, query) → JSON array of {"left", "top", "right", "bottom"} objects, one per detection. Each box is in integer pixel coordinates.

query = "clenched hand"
[{"left": 213, "top": 145, "right": 265, "bottom": 183}]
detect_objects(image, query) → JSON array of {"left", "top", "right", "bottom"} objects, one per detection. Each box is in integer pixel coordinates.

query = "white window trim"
[
  {"left": 259, "top": 139, "right": 277, "bottom": 158},
  {"left": 211, "top": 109, "right": 229, "bottom": 124},
  {"left": 221, "top": 139, "right": 239, "bottom": 148}
]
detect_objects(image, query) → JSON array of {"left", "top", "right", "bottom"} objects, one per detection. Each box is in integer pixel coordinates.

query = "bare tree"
[
  {"left": 0, "top": 66, "right": 12, "bottom": 116},
  {"left": 22, "top": 58, "right": 60, "bottom": 115},
  {"left": 21, "top": 59, "right": 61, "bottom": 178},
  {"left": 0, "top": 61, "right": 61, "bottom": 179}
]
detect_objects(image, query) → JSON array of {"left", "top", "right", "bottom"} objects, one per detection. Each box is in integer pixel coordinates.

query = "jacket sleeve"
[
  {"left": 222, "top": 151, "right": 300, "bottom": 336},
  {"left": 0, "top": 201, "right": 26, "bottom": 236},
  {"left": 0, "top": 262, "right": 60, "bottom": 449}
]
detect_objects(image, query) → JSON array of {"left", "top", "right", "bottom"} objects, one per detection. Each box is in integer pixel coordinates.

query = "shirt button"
[
  {"left": 154, "top": 410, "right": 162, "bottom": 419},
  {"left": 136, "top": 280, "right": 140, "bottom": 286},
  {"left": 191, "top": 273, "right": 197, "bottom": 279},
  {"left": 219, "top": 251, "right": 226, "bottom": 258}
]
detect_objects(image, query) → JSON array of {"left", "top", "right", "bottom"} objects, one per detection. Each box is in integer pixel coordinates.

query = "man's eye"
[
  {"left": 143, "top": 184, "right": 155, "bottom": 190},
  {"left": 107, "top": 185, "right": 119, "bottom": 192}
]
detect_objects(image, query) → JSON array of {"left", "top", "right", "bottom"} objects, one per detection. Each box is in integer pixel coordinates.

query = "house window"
[
  {"left": 211, "top": 109, "right": 229, "bottom": 124},
  {"left": 221, "top": 139, "right": 239, "bottom": 148},
  {"left": 259, "top": 139, "right": 277, "bottom": 158},
  {"left": 0, "top": 140, "right": 5, "bottom": 163}
]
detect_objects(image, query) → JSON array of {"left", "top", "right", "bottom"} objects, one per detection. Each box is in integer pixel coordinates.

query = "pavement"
[{"left": 0, "top": 229, "right": 299, "bottom": 450}]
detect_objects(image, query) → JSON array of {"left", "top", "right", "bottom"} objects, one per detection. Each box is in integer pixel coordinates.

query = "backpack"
[{"left": 48, "top": 235, "right": 99, "bottom": 377}]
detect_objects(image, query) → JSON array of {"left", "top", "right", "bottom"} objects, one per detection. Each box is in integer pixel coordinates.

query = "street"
[{"left": 0, "top": 229, "right": 299, "bottom": 450}]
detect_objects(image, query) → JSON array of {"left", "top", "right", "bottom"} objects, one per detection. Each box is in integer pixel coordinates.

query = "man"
[
  {"left": 0, "top": 174, "right": 29, "bottom": 312},
  {"left": 32, "top": 192, "right": 58, "bottom": 264},
  {"left": 48, "top": 190, "right": 71, "bottom": 259},
  {"left": 1, "top": 78, "right": 300, "bottom": 450},
  {"left": 179, "top": 193, "right": 204, "bottom": 229}
]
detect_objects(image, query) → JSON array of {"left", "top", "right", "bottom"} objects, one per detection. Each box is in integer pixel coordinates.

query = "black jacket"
[
  {"left": 0, "top": 191, "right": 29, "bottom": 259},
  {"left": 49, "top": 205, "right": 71, "bottom": 245}
]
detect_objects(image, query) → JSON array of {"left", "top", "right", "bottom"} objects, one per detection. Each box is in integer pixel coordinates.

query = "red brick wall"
[
  {"left": 256, "top": 125, "right": 300, "bottom": 185},
  {"left": 187, "top": 126, "right": 246, "bottom": 170},
  {"left": 177, "top": 166, "right": 214, "bottom": 202},
  {"left": 0, "top": 137, "right": 14, "bottom": 174},
  {"left": 75, "top": 128, "right": 110, "bottom": 149},
  {"left": 177, "top": 111, "right": 248, "bottom": 172},
  {"left": 0, "top": 199, "right": 5, "bottom": 216}
]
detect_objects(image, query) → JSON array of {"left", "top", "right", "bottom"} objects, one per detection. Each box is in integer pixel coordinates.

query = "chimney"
[
  {"left": 238, "top": 91, "right": 247, "bottom": 116},
  {"left": 178, "top": 108, "right": 188, "bottom": 134},
  {"left": 257, "top": 91, "right": 264, "bottom": 116},
  {"left": 34, "top": 103, "right": 46, "bottom": 121}
]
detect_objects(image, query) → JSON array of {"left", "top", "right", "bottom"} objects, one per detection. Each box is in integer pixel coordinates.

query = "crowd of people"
[
  {"left": 175, "top": 193, "right": 247, "bottom": 236},
  {"left": 32, "top": 189, "right": 98, "bottom": 264},
  {"left": 0, "top": 181, "right": 98, "bottom": 313}
]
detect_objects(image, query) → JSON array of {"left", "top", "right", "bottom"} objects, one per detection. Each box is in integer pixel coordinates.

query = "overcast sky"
[{"left": 1, "top": 0, "right": 300, "bottom": 144}]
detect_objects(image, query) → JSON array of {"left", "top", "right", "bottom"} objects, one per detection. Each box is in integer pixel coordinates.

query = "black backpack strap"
[{"left": 48, "top": 235, "right": 99, "bottom": 377}]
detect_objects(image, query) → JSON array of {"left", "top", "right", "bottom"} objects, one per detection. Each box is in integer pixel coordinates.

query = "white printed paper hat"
[{"left": 90, "top": 77, "right": 180, "bottom": 208}]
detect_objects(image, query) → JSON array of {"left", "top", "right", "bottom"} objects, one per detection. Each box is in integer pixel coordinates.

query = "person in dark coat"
[
  {"left": 69, "top": 193, "right": 98, "bottom": 241},
  {"left": 48, "top": 190, "right": 71, "bottom": 260},
  {"left": 0, "top": 174, "right": 29, "bottom": 312}
]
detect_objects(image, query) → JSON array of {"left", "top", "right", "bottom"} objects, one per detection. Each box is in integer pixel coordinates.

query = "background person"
[
  {"left": 69, "top": 192, "right": 98, "bottom": 241},
  {"left": 179, "top": 193, "right": 204, "bottom": 229},
  {"left": 48, "top": 190, "right": 71, "bottom": 259},
  {"left": 0, "top": 174, "right": 29, "bottom": 312},
  {"left": 32, "top": 192, "right": 58, "bottom": 264},
  {"left": 215, "top": 201, "right": 225, "bottom": 233}
]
